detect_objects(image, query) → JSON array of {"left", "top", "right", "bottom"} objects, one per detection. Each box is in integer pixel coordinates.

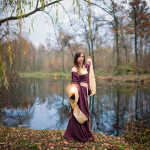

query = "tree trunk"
[
  {"left": 144, "top": 36, "right": 147, "bottom": 68},
  {"left": 121, "top": 26, "right": 128, "bottom": 63},
  {"left": 134, "top": 8, "right": 138, "bottom": 66},
  {"left": 115, "top": 17, "right": 119, "bottom": 67},
  {"left": 62, "top": 48, "right": 65, "bottom": 73}
]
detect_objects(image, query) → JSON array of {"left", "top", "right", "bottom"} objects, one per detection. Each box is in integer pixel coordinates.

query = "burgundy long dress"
[{"left": 63, "top": 61, "right": 95, "bottom": 142}]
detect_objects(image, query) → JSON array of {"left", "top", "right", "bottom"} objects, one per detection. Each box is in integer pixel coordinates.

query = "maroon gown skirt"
[{"left": 63, "top": 84, "right": 95, "bottom": 142}]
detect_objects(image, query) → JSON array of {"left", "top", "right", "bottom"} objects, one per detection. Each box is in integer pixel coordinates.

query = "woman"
[{"left": 63, "top": 51, "right": 96, "bottom": 142}]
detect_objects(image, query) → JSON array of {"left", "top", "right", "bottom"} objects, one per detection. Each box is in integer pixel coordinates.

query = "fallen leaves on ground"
[{"left": 0, "top": 126, "right": 149, "bottom": 150}]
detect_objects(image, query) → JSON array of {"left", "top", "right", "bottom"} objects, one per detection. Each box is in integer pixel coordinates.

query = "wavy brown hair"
[{"left": 73, "top": 51, "right": 85, "bottom": 75}]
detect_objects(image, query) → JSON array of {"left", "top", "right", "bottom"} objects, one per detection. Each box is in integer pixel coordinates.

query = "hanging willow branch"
[{"left": 0, "top": 0, "right": 63, "bottom": 25}]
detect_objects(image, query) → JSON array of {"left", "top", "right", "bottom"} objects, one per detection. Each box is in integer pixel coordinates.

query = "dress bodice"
[
  {"left": 71, "top": 65, "right": 89, "bottom": 84},
  {"left": 71, "top": 60, "right": 92, "bottom": 96},
  {"left": 79, "top": 73, "right": 88, "bottom": 83}
]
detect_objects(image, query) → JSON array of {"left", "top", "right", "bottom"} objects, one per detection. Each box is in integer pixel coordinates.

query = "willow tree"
[{"left": 0, "top": 0, "right": 92, "bottom": 90}]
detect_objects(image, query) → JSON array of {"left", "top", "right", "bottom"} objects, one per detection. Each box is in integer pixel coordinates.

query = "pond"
[{"left": 0, "top": 77, "right": 150, "bottom": 136}]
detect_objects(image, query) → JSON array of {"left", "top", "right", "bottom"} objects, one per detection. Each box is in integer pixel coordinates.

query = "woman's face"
[{"left": 77, "top": 53, "right": 84, "bottom": 65}]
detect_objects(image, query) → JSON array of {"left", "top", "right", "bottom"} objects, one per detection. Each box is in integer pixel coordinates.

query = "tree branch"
[
  {"left": 0, "top": 0, "right": 62, "bottom": 25},
  {"left": 58, "top": 3, "right": 76, "bottom": 35},
  {"left": 36, "top": 0, "right": 40, "bottom": 9},
  {"left": 40, "top": 10, "right": 62, "bottom": 50},
  {"left": 83, "top": 0, "right": 112, "bottom": 16}
]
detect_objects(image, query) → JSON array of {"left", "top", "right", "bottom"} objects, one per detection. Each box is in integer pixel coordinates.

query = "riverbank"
[
  {"left": 19, "top": 72, "right": 71, "bottom": 79},
  {"left": 19, "top": 72, "right": 150, "bottom": 84},
  {"left": 0, "top": 126, "right": 149, "bottom": 150},
  {"left": 97, "top": 74, "right": 150, "bottom": 84}
]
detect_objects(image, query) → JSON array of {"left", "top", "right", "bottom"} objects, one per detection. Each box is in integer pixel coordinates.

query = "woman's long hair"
[{"left": 73, "top": 51, "right": 85, "bottom": 75}]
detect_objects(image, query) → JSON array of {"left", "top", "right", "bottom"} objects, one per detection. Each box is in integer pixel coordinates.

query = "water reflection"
[{"left": 0, "top": 77, "right": 150, "bottom": 136}]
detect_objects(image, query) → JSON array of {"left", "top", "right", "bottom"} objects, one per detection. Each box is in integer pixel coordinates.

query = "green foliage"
[
  {"left": 113, "top": 64, "right": 117, "bottom": 71},
  {"left": 30, "top": 144, "right": 39, "bottom": 149},
  {"left": 0, "top": 62, "right": 3, "bottom": 77},
  {"left": 129, "top": 57, "right": 133, "bottom": 66},
  {"left": 113, "top": 70, "right": 118, "bottom": 76},
  {"left": 113, "top": 57, "right": 133, "bottom": 76},
  {"left": 99, "top": 72, "right": 106, "bottom": 76},
  {"left": 123, "top": 119, "right": 150, "bottom": 144},
  {"left": 19, "top": 72, "right": 71, "bottom": 79},
  {"left": 113, "top": 57, "right": 150, "bottom": 76},
  {"left": 114, "top": 64, "right": 131, "bottom": 75},
  {"left": 18, "top": 139, "right": 29, "bottom": 143},
  {"left": 1, "top": 126, "right": 149, "bottom": 150}
]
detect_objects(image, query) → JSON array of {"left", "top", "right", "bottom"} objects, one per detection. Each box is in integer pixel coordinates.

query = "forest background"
[{"left": 1, "top": 0, "right": 150, "bottom": 89}]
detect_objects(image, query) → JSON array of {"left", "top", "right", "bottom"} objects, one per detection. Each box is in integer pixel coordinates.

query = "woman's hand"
[
  {"left": 68, "top": 86, "right": 76, "bottom": 94},
  {"left": 68, "top": 90, "right": 75, "bottom": 94},
  {"left": 88, "top": 56, "right": 92, "bottom": 59}
]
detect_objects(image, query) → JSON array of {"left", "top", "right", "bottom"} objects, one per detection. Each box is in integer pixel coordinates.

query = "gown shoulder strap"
[{"left": 71, "top": 67, "right": 77, "bottom": 72}]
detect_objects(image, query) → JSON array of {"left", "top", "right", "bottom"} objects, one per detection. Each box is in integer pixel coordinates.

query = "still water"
[{"left": 0, "top": 77, "right": 150, "bottom": 136}]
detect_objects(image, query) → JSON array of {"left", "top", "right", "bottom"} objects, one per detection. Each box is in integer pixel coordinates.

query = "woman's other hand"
[{"left": 88, "top": 56, "right": 92, "bottom": 59}]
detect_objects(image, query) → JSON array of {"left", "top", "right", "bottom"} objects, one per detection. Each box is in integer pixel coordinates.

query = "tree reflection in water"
[{"left": 0, "top": 78, "right": 150, "bottom": 136}]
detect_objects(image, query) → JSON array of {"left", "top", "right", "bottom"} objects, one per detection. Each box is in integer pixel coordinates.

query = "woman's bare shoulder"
[{"left": 71, "top": 67, "right": 77, "bottom": 72}]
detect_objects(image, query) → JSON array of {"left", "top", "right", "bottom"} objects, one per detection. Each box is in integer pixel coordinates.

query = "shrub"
[
  {"left": 122, "top": 119, "right": 150, "bottom": 144},
  {"left": 113, "top": 71, "right": 118, "bottom": 76}
]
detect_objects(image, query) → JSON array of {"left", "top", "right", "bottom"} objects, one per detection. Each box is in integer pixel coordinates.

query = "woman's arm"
[
  {"left": 87, "top": 58, "right": 96, "bottom": 96},
  {"left": 85, "top": 58, "right": 92, "bottom": 96},
  {"left": 85, "top": 57, "right": 92, "bottom": 69}
]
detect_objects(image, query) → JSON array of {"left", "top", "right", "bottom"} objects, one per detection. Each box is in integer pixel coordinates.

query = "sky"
[
  {"left": 22, "top": 0, "right": 74, "bottom": 49},
  {"left": 19, "top": 0, "right": 150, "bottom": 49},
  {"left": 22, "top": 0, "right": 112, "bottom": 49}
]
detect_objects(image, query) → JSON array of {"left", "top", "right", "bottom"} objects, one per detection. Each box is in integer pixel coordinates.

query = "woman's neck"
[{"left": 79, "top": 64, "right": 84, "bottom": 69}]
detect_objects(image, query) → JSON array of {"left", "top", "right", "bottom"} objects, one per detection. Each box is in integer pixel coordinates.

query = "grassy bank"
[
  {"left": 19, "top": 72, "right": 71, "bottom": 79},
  {"left": 97, "top": 73, "right": 150, "bottom": 84},
  {"left": 0, "top": 126, "right": 149, "bottom": 150},
  {"left": 19, "top": 72, "right": 150, "bottom": 84}
]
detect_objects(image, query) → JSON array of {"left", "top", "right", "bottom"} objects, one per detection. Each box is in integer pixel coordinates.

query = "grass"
[
  {"left": 19, "top": 72, "right": 71, "bottom": 79},
  {"left": 0, "top": 126, "right": 149, "bottom": 150},
  {"left": 97, "top": 73, "right": 150, "bottom": 84},
  {"left": 18, "top": 71, "right": 150, "bottom": 84},
  {"left": 98, "top": 72, "right": 110, "bottom": 76}
]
